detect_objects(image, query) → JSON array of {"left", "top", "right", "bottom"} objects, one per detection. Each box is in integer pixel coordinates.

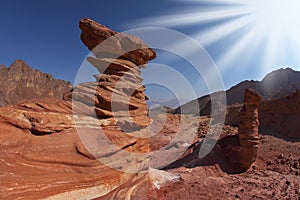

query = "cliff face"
[
  {"left": 0, "top": 60, "right": 72, "bottom": 107},
  {"left": 259, "top": 90, "right": 300, "bottom": 140}
]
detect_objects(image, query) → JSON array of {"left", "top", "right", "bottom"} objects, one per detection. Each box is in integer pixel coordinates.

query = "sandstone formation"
[
  {"left": 64, "top": 18, "right": 156, "bottom": 129},
  {"left": 0, "top": 99, "right": 151, "bottom": 199},
  {"left": 0, "top": 60, "right": 72, "bottom": 107},
  {"left": 219, "top": 89, "right": 262, "bottom": 173}
]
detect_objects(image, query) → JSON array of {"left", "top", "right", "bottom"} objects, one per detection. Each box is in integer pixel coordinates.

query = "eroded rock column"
[
  {"left": 238, "top": 88, "right": 262, "bottom": 170},
  {"left": 65, "top": 18, "right": 156, "bottom": 129}
]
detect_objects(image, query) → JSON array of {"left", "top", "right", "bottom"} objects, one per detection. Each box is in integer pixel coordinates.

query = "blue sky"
[
  {"left": 0, "top": 0, "right": 165, "bottom": 81},
  {"left": 1, "top": 0, "right": 300, "bottom": 106}
]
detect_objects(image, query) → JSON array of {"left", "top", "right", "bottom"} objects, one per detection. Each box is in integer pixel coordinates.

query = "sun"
[
  {"left": 247, "top": 0, "right": 300, "bottom": 32},
  {"left": 134, "top": 0, "right": 300, "bottom": 75}
]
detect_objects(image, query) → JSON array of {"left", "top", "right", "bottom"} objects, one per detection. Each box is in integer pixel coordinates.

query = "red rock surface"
[
  {"left": 1, "top": 99, "right": 298, "bottom": 200},
  {"left": 1, "top": 100, "right": 299, "bottom": 199},
  {"left": 0, "top": 100, "right": 194, "bottom": 199},
  {"left": 0, "top": 60, "right": 72, "bottom": 107}
]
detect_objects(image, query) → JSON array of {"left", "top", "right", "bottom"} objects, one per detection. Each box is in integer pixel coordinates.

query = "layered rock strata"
[
  {"left": 64, "top": 18, "right": 156, "bottom": 128},
  {"left": 0, "top": 99, "right": 150, "bottom": 199}
]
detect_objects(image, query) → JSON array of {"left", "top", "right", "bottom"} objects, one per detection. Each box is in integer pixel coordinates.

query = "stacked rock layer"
[{"left": 64, "top": 18, "right": 156, "bottom": 128}]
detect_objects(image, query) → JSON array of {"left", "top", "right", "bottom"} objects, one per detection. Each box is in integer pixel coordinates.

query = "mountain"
[
  {"left": 175, "top": 68, "right": 300, "bottom": 115},
  {"left": 147, "top": 98, "right": 181, "bottom": 109},
  {"left": 0, "top": 60, "right": 72, "bottom": 107},
  {"left": 227, "top": 68, "right": 300, "bottom": 104}
]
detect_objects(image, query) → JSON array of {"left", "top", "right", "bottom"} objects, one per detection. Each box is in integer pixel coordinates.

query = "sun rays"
[{"left": 133, "top": 0, "right": 300, "bottom": 75}]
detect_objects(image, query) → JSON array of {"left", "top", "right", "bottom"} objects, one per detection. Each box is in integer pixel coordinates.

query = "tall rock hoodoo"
[
  {"left": 64, "top": 18, "right": 156, "bottom": 128},
  {"left": 237, "top": 88, "right": 262, "bottom": 170}
]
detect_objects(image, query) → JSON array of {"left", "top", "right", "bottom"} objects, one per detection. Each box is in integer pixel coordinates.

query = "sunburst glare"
[{"left": 133, "top": 0, "right": 300, "bottom": 77}]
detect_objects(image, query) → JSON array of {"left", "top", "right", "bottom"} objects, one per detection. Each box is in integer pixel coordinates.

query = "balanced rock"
[
  {"left": 79, "top": 18, "right": 156, "bottom": 66},
  {"left": 65, "top": 18, "right": 156, "bottom": 129}
]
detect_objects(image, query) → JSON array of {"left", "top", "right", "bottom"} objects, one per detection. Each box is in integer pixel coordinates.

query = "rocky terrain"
[
  {"left": 0, "top": 60, "right": 72, "bottom": 107},
  {"left": 0, "top": 19, "right": 299, "bottom": 200}
]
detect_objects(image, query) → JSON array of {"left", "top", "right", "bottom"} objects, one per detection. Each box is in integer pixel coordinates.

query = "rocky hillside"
[
  {"left": 0, "top": 60, "right": 72, "bottom": 107},
  {"left": 175, "top": 68, "right": 300, "bottom": 115}
]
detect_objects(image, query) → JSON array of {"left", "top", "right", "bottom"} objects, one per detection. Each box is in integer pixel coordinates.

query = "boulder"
[{"left": 79, "top": 18, "right": 156, "bottom": 66}]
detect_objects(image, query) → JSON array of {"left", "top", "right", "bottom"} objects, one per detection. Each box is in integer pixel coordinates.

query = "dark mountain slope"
[
  {"left": 175, "top": 68, "right": 300, "bottom": 115},
  {"left": 0, "top": 60, "right": 72, "bottom": 107}
]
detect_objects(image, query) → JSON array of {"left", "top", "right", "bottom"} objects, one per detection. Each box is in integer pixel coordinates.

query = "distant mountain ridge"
[
  {"left": 0, "top": 60, "right": 72, "bottom": 107},
  {"left": 147, "top": 98, "right": 182, "bottom": 109},
  {"left": 175, "top": 68, "right": 300, "bottom": 115},
  {"left": 227, "top": 68, "right": 300, "bottom": 104}
]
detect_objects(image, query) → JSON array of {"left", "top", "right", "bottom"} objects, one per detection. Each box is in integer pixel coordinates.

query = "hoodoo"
[
  {"left": 64, "top": 18, "right": 156, "bottom": 129},
  {"left": 237, "top": 88, "right": 262, "bottom": 170}
]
